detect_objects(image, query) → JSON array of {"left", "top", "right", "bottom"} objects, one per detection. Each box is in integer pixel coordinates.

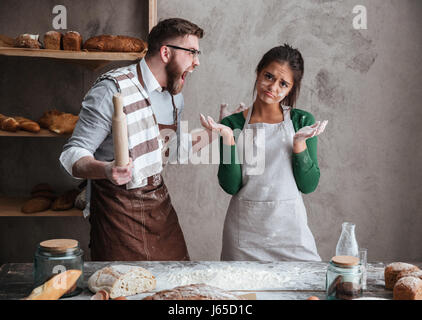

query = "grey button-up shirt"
[{"left": 59, "top": 58, "right": 192, "bottom": 217}]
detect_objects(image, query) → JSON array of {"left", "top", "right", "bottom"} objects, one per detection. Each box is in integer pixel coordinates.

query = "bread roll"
[
  {"left": 24, "top": 270, "right": 82, "bottom": 300},
  {"left": 384, "top": 262, "right": 420, "bottom": 289},
  {"left": 0, "top": 34, "right": 15, "bottom": 47},
  {"left": 14, "top": 34, "right": 41, "bottom": 49},
  {"left": 38, "top": 109, "right": 62, "bottom": 128},
  {"left": 51, "top": 189, "right": 79, "bottom": 211},
  {"left": 393, "top": 276, "right": 422, "bottom": 300},
  {"left": 143, "top": 283, "right": 241, "bottom": 300},
  {"left": 88, "top": 265, "right": 156, "bottom": 299},
  {"left": 38, "top": 110, "right": 79, "bottom": 134},
  {"left": 83, "top": 35, "right": 147, "bottom": 52},
  {"left": 49, "top": 113, "right": 79, "bottom": 134},
  {"left": 21, "top": 197, "right": 52, "bottom": 213},
  {"left": 44, "top": 31, "right": 62, "bottom": 50},
  {"left": 14, "top": 117, "right": 41, "bottom": 133},
  {"left": 1, "top": 117, "right": 19, "bottom": 132},
  {"left": 63, "top": 31, "right": 82, "bottom": 51}
]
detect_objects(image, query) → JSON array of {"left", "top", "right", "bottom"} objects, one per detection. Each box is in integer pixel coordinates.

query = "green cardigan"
[{"left": 218, "top": 108, "right": 320, "bottom": 195}]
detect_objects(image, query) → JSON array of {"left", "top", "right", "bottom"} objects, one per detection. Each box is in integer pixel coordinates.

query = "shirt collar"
[{"left": 139, "top": 58, "right": 163, "bottom": 93}]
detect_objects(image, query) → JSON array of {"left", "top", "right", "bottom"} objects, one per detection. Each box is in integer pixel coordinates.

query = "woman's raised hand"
[
  {"left": 293, "top": 120, "right": 328, "bottom": 142},
  {"left": 200, "top": 113, "right": 235, "bottom": 145}
]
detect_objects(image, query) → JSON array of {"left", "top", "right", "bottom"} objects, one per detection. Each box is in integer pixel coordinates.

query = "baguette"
[
  {"left": 24, "top": 269, "right": 82, "bottom": 300},
  {"left": 14, "top": 116, "right": 40, "bottom": 133}
]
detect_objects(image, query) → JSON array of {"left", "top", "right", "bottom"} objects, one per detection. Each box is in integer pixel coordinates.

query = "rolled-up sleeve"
[{"left": 59, "top": 80, "right": 117, "bottom": 177}]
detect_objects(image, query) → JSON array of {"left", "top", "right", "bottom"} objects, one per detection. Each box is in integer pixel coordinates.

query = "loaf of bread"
[
  {"left": 0, "top": 116, "right": 19, "bottom": 132},
  {"left": 51, "top": 189, "right": 79, "bottom": 211},
  {"left": 21, "top": 197, "right": 52, "bottom": 214},
  {"left": 0, "top": 34, "right": 15, "bottom": 47},
  {"left": 63, "top": 31, "right": 82, "bottom": 51},
  {"left": 49, "top": 113, "right": 79, "bottom": 134},
  {"left": 38, "top": 110, "right": 79, "bottom": 135},
  {"left": 38, "top": 109, "right": 62, "bottom": 128},
  {"left": 14, "top": 34, "right": 41, "bottom": 49},
  {"left": 24, "top": 270, "right": 82, "bottom": 300},
  {"left": 143, "top": 283, "right": 242, "bottom": 300},
  {"left": 83, "top": 35, "right": 147, "bottom": 52},
  {"left": 384, "top": 262, "right": 420, "bottom": 290},
  {"left": 88, "top": 265, "right": 156, "bottom": 299},
  {"left": 393, "top": 276, "right": 422, "bottom": 300},
  {"left": 44, "top": 31, "right": 62, "bottom": 50},
  {"left": 14, "top": 116, "right": 40, "bottom": 133}
]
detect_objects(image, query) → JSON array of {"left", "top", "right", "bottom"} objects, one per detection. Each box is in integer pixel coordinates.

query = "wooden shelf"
[
  {"left": 0, "top": 128, "right": 70, "bottom": 137},
  {"left": 0, "top": 197, "right": 83, "bottom": 217},
  {"left": 0, "top": 46, "right": 147, "bottom": 70}
]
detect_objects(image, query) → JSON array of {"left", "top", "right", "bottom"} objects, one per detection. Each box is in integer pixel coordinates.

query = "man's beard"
[{"left": 165, "top": 57, "right": 184, "bottom": 95}]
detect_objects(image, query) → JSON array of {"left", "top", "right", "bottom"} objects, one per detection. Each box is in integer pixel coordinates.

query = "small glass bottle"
[
  {"left": 33, "top": 239, "right": 84, "bottom": 298},
  {"left": 326, "top": 255, "right": 363, "bottom": 300},
  {"left": 335, "top": 222, "right": 359, "bottom": 257}
]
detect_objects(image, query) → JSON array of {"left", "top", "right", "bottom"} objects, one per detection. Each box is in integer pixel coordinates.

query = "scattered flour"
[{"left": 154, "top": 265, "right": 290, "bottom": 291}]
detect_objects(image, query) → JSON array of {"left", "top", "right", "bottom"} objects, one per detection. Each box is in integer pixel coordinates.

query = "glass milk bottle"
[{"left": 335, "top": 222, "right": 359, "bottom": 257}]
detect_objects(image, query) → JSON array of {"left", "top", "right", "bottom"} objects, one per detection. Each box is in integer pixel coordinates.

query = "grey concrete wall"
[
  {"left": 158, "top": 0, "right": 422, "bottom": 262},
  {"left": 1, "top": 0, "right": 421, "bottom": 263}
]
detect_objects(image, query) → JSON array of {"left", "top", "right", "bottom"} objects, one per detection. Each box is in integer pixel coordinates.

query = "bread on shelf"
[
  {"left": 43, "top": 31, "right": 62, "bottom": 50},
  {"left": 1, "top": 114, "right": 41, "bottom": 133},
  {"left": 0, "top": 115, "right": 19, "bottom": 132},
  {"left": 21, "top": 197, "right": 52, "bottom": 214},
  {"left": 38, "top": 109, "right": 79, "bottom": 135},
  {"left": 83, "top": 35, "right": 147, "bottom": 52},
  {"left": 14, "top": 34, "right": 41, "bottom": 49},
  {"left": 51, "top": 189, "right": 79, "bottom": 211},
  {"left": 63, "top": 31, "right": 82, "bottom": 51}
]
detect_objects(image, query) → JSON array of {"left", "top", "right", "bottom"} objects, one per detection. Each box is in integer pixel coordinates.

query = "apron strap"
[{"left": 245, "top": 103, "right": 254, "bottom": 125}]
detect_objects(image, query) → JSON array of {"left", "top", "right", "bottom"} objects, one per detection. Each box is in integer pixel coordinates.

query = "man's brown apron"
[{"left": 89, "top": 63, "right": 189, "bottom": 261}]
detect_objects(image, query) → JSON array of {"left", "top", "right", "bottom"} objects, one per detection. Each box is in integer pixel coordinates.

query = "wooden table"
[{"left": 1, "top": 261, "right": 418, "bottom": 300}]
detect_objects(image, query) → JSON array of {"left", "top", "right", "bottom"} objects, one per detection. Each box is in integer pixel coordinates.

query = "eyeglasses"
[{"left": 166, "top": 44, "right": 201, "bottom": 58}]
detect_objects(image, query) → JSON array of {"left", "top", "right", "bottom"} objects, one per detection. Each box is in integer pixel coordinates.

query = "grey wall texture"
[{"left": 0, "top": 0, "right": 421, "bottom": 263}]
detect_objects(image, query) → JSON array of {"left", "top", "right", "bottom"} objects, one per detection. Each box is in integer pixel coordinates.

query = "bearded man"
[{"left": 59, "top": 18, "right": 203, "bottom": 261}]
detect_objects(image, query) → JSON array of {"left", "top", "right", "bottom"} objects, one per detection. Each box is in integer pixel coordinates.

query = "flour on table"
[{"left": 154, "top": 265, "right": 290, "bottom": 291}]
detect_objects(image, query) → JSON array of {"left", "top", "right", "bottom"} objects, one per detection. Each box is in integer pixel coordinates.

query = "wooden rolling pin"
[{"left": 112, "top": 93, "right": 129, "bottom": 166}]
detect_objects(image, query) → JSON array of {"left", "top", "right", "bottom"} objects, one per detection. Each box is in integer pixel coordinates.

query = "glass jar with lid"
[
  {"left": 33, "top": 239, "right": 84, "bottom": 298},
  {"left": 326, "top": 255, "right": 363, "bottom": 300}
]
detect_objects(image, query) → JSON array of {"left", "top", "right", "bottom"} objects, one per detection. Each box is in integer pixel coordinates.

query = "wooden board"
[{"left": 0, "top": 196, "right": 83, "bottom": 217}]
